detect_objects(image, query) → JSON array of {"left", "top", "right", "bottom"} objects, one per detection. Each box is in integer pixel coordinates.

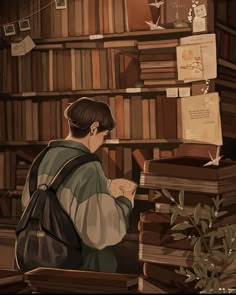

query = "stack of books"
[
  {"left": 138, "top": 39, "right": 185, "bottom": 87},
  {"left": 24, "top": 267, "right": 139, "bottom": 293},
  {"left": 0, "top": 269, "right": 29, "bottom": 293},
  {"left": 138, "top": 210, "right": 196, "bottom": 293},
  {"left": 137, "top": 156, "right": 236, "bottom": 292},
  {"left": 140, "top": 156, "right": 236, "bottom": 198}
]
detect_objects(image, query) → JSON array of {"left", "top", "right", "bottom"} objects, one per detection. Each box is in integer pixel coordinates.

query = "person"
[{"left": 21, "top": 97, "right": 135, "bottom": 273}]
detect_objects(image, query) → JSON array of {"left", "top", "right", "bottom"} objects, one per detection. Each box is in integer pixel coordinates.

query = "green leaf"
[
  {"left": 195, "top": 279, "right": 204, "bottom": 289},
  {"left": 179, "top": 266, "right": 186, "bottom": 275},
  {"left": 216, "top": 211, "right": 228, "bottom": 218},
  {"left": 191, "top": 237, "right": 198, "bottom": 247},
  {"left": 161, "top": 188, "right": 173, "bottom": 200},
  {"left": 212, "top": 196, "right": 218, "bottom": 211},
  {"left": 194, "top": 203, "right": 201, "bottom": 225},
  {"left": 204, "top": 205, "right": 212, "bottom": 214},
  {"left": 153, "top": 190, "right": 162, "bottom": 200},
  {"left": 206, "top": 279, "right": 213, "bottom": 292},
  {"left": 175, "top": 269, "right": 185, "bottom": 276},
  {"left": 204, "top": 230, "right": 220, "bottom": 238},
  {"left": 175, "top": 207, "right": 188, "bottom": 217},
  {"left": 210, "top": 234, "right": 215, "bottom": 248},
  {"left": 179, "top": 189, "right": 184, "bottom": 207},
  {"left": 194, "top": 239, "right": 202, "bottom": 256},
  {"left": 211, "top": 206, "right": 215, "bottom": 218},
  {"left": 210, "top": 270, "right": 217, "bottom": 279},
  {"left": 211, "top": 245, "right": 224, "bottom": 250},
  {"left": 174, "top": 266, "right": 186, "bottom": 276},
  {"left": 220, "top": 269, "right": 236, "bottom": 279},
  {"left": 227, "top": 251, "right": 236, "bottom": 264},
  {"left": 171, "top": 223, "right": 193, "bottom": 231},
  {"left": 172, "top": 233, "right": 187, "bottom": 240},
  {"left": 212, "top": 278, "right": 220, "bottom": 293},
  {"left": 223, "top": 238, "right": 228, "bottom": 255},
  {"left": 185, "top": 276, "right": 197, "bottom": 283},
  {"left": 201, "top": 220, "right": 208, "bottom": 234},
  {"left": 212, "top": 250, "right": 226, "bottom": 261},
  {"left": 170, "top": 211, "right": 178, "bottom": 225}
]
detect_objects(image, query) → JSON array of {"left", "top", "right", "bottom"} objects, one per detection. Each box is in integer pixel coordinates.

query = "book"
[
  {"left": 138, "top": 276, "right": 168, "bottom": 294},
  {"left": 140, "top": 173, "right": 236, "bottom": 195},
  {"left": 143, "top": 263, "right": 196, "bottom": 292},
  {"left": 0, "top": 270, "right": 23, "bottom": 286},
  {"left": 143, "top": 156, "right": 236, "bottom": 181},
  {"left": 139, "top": 230, "right": 192, "bottom": 250},
  {"left": 24, "top": 267, "right": 139, "bottom": 289},
  {"left": 132, "top": 148, "right": 153, "bottom": 171},
  {"left": 108, "top": 178, "right": 138, "bottom": 198}
]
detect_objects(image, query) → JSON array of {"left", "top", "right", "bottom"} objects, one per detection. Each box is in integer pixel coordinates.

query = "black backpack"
[{"left": 15, "top": 146, "right": 99, "bottom": 271}]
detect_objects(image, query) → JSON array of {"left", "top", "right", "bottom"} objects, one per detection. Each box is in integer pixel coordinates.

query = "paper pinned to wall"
[
  {"left": 11, "top": 35, "right": 35, "bottom": 56},
  {"left": 176, "top": 44, "right": 204, "bottom": 80},
  {"left": 193, "top": 17, "right": 206, "bottom": 33},
  {"left": 194, "top": 4, "right": 207, "bottom": 18},
  {"left": 180, "top": 33, "right": 217, "bottom": 82},
  {"left": 181, "top": 92, "right": 222, "bottom": 145},
  {"left": 11, "top": 42, "right": 26, "bottom": 56}
]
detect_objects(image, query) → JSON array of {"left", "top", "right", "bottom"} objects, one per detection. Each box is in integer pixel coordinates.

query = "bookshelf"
[
  {"left": 0, "top": 0, "right": 232, "bottom": 276},
  {"left": 214, "top": 0, "right": 236, "bottom": 151}
]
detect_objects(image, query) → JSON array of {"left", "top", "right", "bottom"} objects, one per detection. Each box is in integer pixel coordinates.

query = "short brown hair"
[{"left": 64, "top": 97, "right": 116, "bottom": 138}]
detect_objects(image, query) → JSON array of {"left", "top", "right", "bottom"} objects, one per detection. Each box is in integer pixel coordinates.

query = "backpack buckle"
[
  {"left": 37, "top": 230, "right": 45, "bottom": 238},
  {"left": 38, "top": 184, "right": 48, "bottom": 191}
]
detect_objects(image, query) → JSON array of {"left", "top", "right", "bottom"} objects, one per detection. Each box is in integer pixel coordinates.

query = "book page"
[
  {"left": 180, "top": 34, "right": 217, "bottom": 81},
  {"left": 108, "top": 178, "right": 138, "bottom": 198},
  {"left": 176, "top": 44, "right": 203, "bottom": 81},
  {"left": 181, "top": 92, "right": 222, "bottom": 145}
]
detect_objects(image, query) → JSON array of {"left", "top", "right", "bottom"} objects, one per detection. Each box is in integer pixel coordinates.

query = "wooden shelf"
[
  {"left": 0, "top": 218, "right": 19, "bottom": 227},
  {"left": 218, "top": 59, "right": 236, "bottom": 71},
  {"left": 223, "top": 133, "right": 236, "bottom": 140},
  {"left": 216, "top": 22, "right": 236, "bottom": 37},
  {"left": 34, "top": 28, "right": 192, "bottom": 45},
  {"left": 0, "top": 190, "right": 22, "bottom": 196},
  {"left": 0, "top": 139, "right": 182, "bottom": 146},
  {"left": 4, "top": 86, "right": 190, "bottom": 98},
  {"left": 0, "top": 141, "right": 48, "bottom": 146},
  {"left": 215, "top": 79, "right": 236, "bottom": 89}
]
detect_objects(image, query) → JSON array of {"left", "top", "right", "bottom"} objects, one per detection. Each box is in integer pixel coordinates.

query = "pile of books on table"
[
  {"left": 138, "top": 156, "right": 236, "bottom": 293},
  {"left": 0, "top": 269, "right": 30, "bottom": 293},
  {"left": 24, "top": 267, "right": 139, "bottom": 293}
]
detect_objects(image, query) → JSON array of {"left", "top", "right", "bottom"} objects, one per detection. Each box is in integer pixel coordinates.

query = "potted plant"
[{"left": 153, "top": 189, "right": 236, "bottom": 293}]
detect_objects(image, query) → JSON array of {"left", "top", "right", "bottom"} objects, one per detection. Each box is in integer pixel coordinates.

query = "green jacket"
[{"left": 22, "top": 140, "right": 133, "bottom": 273}]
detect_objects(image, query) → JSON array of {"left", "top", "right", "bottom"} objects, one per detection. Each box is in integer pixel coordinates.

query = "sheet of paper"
[
  {"left": 194, "top": 4, "right": 207, "bottom": 18},
  {"left": 181, "top": 92, "right": 222, "bottom": 145},
  {"left": 11, "top": 41, "right": 26, "bottom": 56},
  {"left": 176, "top": 44, "right": 203, "bottom": 81},
  {"left": 166, "top": 88, "right": 178, "bottom": 98},
  {"left": 179, "top": 87, "right": 191, "bottom": 97},
  {"left": 24, "top": 35, "right": 36, "bottom": 53},
  {"left": 180, "top": 34, "right": 217, "bottom": 81},
  {"left": 193, "top": 17, "right": 206, "bottom": 33}
]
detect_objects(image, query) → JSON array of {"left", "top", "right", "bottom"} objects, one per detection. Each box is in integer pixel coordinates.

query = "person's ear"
[{"left": 90, "top": 122, "right": 99, "bottom": 136}]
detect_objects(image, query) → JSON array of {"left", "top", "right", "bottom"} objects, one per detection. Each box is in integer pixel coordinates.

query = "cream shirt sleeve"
[
  {"left": 68, "top": 161, "right": 133, "bottom": 250},
  {"left": 74, "top": 193, "right": 133, "bottom": 250}
]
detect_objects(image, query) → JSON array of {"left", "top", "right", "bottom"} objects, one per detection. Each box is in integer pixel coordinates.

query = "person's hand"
[{"left": 120, "top": 186, "right": 136, "bottom": 207}]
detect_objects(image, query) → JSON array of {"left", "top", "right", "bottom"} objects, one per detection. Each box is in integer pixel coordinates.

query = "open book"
[
  {"left": 108, "top": 178, "right": 138, "bottom": 198},
  {"left": 180, "top": 92, "right": 222, "bottom": 145}
]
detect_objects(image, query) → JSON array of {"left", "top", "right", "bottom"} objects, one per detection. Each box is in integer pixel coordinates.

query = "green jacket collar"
[{"left": 48, "top": 140, "right": 90, "bottom": 153}]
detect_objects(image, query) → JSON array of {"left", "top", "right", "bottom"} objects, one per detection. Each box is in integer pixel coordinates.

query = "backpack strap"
[
  {"left": 29, "top": 146, "right": 51, "bottom": 197},
  {"left": 49, "top": 153, "right": 100, "bottom": 193}
]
